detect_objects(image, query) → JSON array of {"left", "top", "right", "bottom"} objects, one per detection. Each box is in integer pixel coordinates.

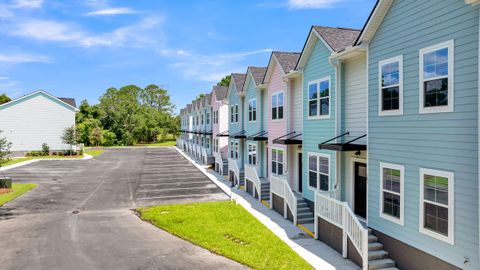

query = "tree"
[
  {"left": 89, "top": 127, "right": 104, "bottom": 146},
  {"left": 0, "top": 94, "right": 11, "bottom": 105},
  {"left": 61, "top": 126, "right": 77, "bottom": 155},
  {"left": 217, "top": 75, "right": 231, "bottom": 87},
  {"left": 196, "top": 93, "right": 206, "bottom": 100},
  {"left": 0, "top": 130, "right": 12, "bottom": 181},
  {"left": 140, "top": 84, "right": 175, "bottom": 113}
]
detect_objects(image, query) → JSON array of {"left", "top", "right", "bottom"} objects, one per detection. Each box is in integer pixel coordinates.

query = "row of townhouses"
[{"left": 177, "top": 1, "right": 480, "bottom": 269}]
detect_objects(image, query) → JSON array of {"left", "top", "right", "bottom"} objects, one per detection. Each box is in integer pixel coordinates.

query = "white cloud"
[
  {"left": 0, "top": 53, "right": 51, "bottom": 63},
  {"left": 168, "top": 49, "right": 273, "bottom": 82},
  {"left": 13, "top": 0, "right": 43, "bottom": 9},
  {"left": 287, "top": 0, "right": 342, "bottom": 9},
  {"left": 84, "top": 7, "right": 137, "bottom": 16}
]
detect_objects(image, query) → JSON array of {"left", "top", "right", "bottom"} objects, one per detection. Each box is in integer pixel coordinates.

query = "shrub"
[{"left": 41, "top": 143, "right": 50, "bottom": 156}]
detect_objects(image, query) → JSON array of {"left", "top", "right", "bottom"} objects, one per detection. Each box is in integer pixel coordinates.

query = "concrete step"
[
  {"left": 369, "top": 234, "right": 378, "bottom": 243},
  {"left": 297, "top": 207, "right": 312, "bottom": 214},
  {"left": 297, "top": 212, "right": 314, "bottom": 219},
  {"left": 368, "top": 242, "right": 383, "bottom": 251},
  {"left": 368, "top": 258, "right": 395, "bottom": 270},
  {"left": 368, "top": 250, "right": 389, "bottom": 260}
]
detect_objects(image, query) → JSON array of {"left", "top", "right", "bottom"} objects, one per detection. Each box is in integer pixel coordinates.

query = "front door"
[
  {"left": 298, "top": 153, "right": 303, "bottom": 192},
  {"left": 354, "top": 162, "right": 367, "bottom": 219}
]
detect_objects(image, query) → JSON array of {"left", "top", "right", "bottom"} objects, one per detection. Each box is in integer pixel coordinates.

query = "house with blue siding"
[{"left": 227, "top": 73, "right": 246, "bottom": 187}]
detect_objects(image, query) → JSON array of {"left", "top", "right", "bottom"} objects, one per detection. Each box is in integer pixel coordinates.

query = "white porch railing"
[
  {"left": 245, "top": 164, "right": 261, "bottom": 202},
  {"left": 315, "top": 191, "right": 368, "bottom": 270},
  {"left": 271, "top": 174, "right": 298, "bottom": 225},
  {"left": 213, "top": 151, "right": 223, "bottom": 172},
  {"left": 228, "top": 158, "right": 240, "bottom": 185},
  {"left": 201, "top": 147, "right": 207, "bottom": 163}
]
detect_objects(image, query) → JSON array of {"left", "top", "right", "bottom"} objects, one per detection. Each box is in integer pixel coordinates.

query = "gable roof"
[
  {"left": 186, "top": 104, "right": 192, "bottom": 113},
  {"left": 231, "top": 73, "right": 246, "bottom": 94},
  {"left": 205, "top": 93, "right": 212, "bottom": 106},
  {"left": 200, "top": 96, "right": 206, "bottom": 107},
  {"left": 249, "top": 67, "right": 267, "bottom": 86},
  {"left": 355, "top": 0, "right": 392, "bottom": 45},
  {"left": 212, "top": 85, "right": 228, "bottom": 101},
  {"left": 0, "top": 90, "right": 78, "bottom": 112},
  {"left": 263, "top": 51, "right": 301, "bottom": 83}
]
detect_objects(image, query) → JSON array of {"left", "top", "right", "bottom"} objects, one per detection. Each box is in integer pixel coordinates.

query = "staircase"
[
  {"left": 259, "top": 178, "right": 270, "bottom": 202},
  {"left": 238, "top": 170, "right": 245, "bottom": 187},
  {"left": 296, "top": 195, "right": 314, "bottom": 224},
  {"left": 367, "top": 228, "right": 398, "bottom": 270}
]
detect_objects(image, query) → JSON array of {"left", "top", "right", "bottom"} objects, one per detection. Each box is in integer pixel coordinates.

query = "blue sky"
[{"left": 0, "top": 0, "right": 376, "bottom": 113}]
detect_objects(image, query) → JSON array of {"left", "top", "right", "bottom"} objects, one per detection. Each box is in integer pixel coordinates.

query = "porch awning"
[
  {"left": 273, "top": 131, "right": 302, "bottom": 145},
  {"left": 216, "top": 131, "right": 229, "bottom": 137},
  {"left": 202, "top": 131, "right": 213, "bottom": 135},
  {"left": 230, "top": 130, "right": 246, "bottom": 139},
  {"left": 247, "top": 130, "right": 268, "bottom": 141},
  {"left": 318, "top": 132, "right": 367, "bottom": 151}
]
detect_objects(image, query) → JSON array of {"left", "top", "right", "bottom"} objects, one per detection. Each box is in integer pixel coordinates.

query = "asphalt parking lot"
[{"left": 0, "top": 147, "right": 242, "bottom": 270}]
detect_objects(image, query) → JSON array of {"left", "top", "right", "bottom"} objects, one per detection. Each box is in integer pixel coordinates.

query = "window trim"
[
  {"left": 307, "top": 76, "right": 331, "bottom": 120},
  {"left": 378, "top": 55, "right": 403, "bottom": 116},
  {"left": 247, "top": 142, "right": 257, "bottom": 165},
  {"left": 248, "top": 98, "right": 257, "bottom": 122},
  {"left": 379, "top": 162, "right": 404, "bottom": 226},
  {"left": 419, "top": 40, "right": 454, "bottom": 114},
  {"left": 271, "top": 147, "right": 285, "bottom": 175},
  {"left": 307, "top": 152, "right": 330, "bottom": 191},
  {"left": 419, "top": 168, "right": 454, "bottom": 245},
  {"left": 271, "top": 92, "right": 285, "bottom": 121}
]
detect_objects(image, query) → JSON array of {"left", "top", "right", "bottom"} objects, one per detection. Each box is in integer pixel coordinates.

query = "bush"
[
  {"left": 26, "top": 151, "right": 43, "bottom": 157},
  {"left": 41, "top": 143, "right": 50, "bottom": 156}
]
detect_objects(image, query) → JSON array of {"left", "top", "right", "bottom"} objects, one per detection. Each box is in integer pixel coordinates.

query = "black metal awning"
[
  {"left": 202, "top": 131, "right": 213, "bottom": 135},
  {"left": 230, "top": 130, "right": 246, "bottom": 139},
  {"left": 216, "top": 131, "right": 229, "bottom": 137},
  {"left": 273, "top": 131, "right": 302, "bottom": 144},
  {"left": 318, "top": 132, "right": 366, "bottom": 151},
  {"left": 247, "top": 130, "right": 268, "bottom": 141}
]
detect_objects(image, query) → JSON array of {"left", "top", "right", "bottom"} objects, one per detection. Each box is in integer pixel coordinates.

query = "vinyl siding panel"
[
  {"left": 302, "top": 39, "right": 337, "bottom": 202},
  {"left": 0, "top": 94, "right": 75, "bottom": 151},
  {"left": 292, "top": 77, "right": 303, "bottom": 133},
  {"left": 367, "top": 1, "right": 479, "bottom": 269},
  {"left": 228, "top": 83, "right": 244, "bottom": 169}
]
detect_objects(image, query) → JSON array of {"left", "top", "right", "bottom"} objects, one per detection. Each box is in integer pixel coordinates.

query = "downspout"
[
  {"left": 478, "top": 7, "right": 480, "bottom": 263},
  {"left": 329, "top": 56, "right": 342, "bottom": 199}
]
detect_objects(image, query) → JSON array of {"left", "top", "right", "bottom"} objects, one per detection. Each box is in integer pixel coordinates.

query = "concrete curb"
[
  {"left": 174, "top": 146, "right": 359, "bottom": 270},
  {"left": 1, "top": 154, "right": 93, "bottom": 171}
]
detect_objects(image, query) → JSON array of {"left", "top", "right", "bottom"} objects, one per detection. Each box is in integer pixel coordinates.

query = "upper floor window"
[
  {"left": 308, "top": 153, "right": 329, "bottom": 191},
  {"left": 419, "top": 40, "right": 454, "bottom": 114},
  {"left": 380, "top": 162, "right": 404, "bottom": 225},
  {"left": 201, "top": 114, "right": 204, "bottom": 125},
  {"left": 308, "top": 77, "right": 330, "bottom": 118},
  {"left": 419, "top": 168, "right": 454, "bottom": 244},
  {"left": 249, "top": 99, "right": 257, "bottom": 122},
  {"left": 271, "top": 93, "right": 284, "bottom": 120},
  {"left": 247, "top": 143, "right": 257, "bottom": 165},
  {"left": 271, "top": 148, "right": 284, "bottom": 175},
  {"left": 230, "top": 106, "right": 234, "bottom": 123},
  {"left": 213, "top": 110, "right": 218, "bottom": 124},
  {"left": 235, "top": 104, "right": 239, "bottom": 123},
  {"left": 206, "top": 112, "right": 210, "bottom": 125},
  {"left": 379, "top": 56, "right": 403, "bottom": 116}
]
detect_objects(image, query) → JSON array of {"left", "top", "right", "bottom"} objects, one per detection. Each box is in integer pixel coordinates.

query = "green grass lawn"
[
  {"left": 84, "top": 149, "right": 105, "bottom": 157},
  {"left": 135, "top": 140, "right": 177, "bottom": 147},
  {"left": 137, "top": 201, "right": 312, "bottom": 270},
  {"left": 3, "top": 155, "right": 84, "bottom": 167},
  {"left": 0, "top": 183, "right": 37, "bottom": 206}
]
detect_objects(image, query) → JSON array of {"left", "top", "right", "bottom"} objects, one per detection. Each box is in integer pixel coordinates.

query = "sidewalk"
[{"left": 174, "top": 146, "right": 359, "bottom": 270}]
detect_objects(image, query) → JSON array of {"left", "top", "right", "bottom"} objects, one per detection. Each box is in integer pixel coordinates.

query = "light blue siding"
[
  {"left": 367, "top": 1, "right": 479, "bottom": 269},
  {"left": 228, "top": 83, "right": 244, "bottom": 169},
  {"left": 244, "top": 75, "right": 259, "bottom": 135},
  {"left": 302, "top": 39, "right": 337, "bottom": 202}
]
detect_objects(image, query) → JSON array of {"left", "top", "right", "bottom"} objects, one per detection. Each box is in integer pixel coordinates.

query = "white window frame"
[
  {"left": 307, "top": 76, "right": 331, "bottom": 119},
  {"left": 230, "top": 105, "right": 234, "bottom": 123},
  {"left": 271, "top": 148, "right": 285, "bottom": 175},
  {"left": 248, "top": 98, "right": 257, "bottom": 122},
  {"left": 379, "top": 162, "right": 404, "bottom": 225},
  {"left": 234, "top": 141, "right": 239, "bottom": 160},
  {"left": 230, "top": 141, "right": 235, "bottom": 158},
  {"left": 271, "top": 92, "right": 284, "bottom": 121},
  {"left": 378, "top": 56, "right": 403, "bottom": 116},
  {"left": 307, "top": 152, "right": 330, "bottom": 191},
  {"left": 419, "top": 40, "right": 454, "bottom": 114},
  {"left": 206, "top": 112, "right": 210, "bottom": 125},
  {"left": 419, "top": 168, "right": 454, "bottom": 245},
  {"left": 235, "top": 104, "right": 239, "bottom": 123},
  {"left": 247, "top": 143, "right": 257, "bottom": 165}
]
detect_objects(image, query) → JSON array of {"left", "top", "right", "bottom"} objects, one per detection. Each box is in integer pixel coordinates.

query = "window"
[
  {"left": 419, "top": 168, "right": 454, "bottom": 244},
  {"left": 249, "top": 99, "right": 257, "bottom": 122},
  {"left": 206, "top": 137, "right": 210, "bottom": 149},
  {"left": 308, "top": 77, "right": 330, "bottom": 118},
  {"left": 213, "top": 110, "right": 218, "bottom": 124},
  {"left": 201, "top": 114, "right": 204, "bottom": 125},
  {"left": 248, "top": 143, "right": 257, "bottom": 165},
  {"left": 206, "top": 112, "right": 210, "bottom": 125},
  {"left": 214, "top": 139, "right": 218, "bottom": 152},
  {"left": 230, "top": 141, "right": 235, "bottom": 158},
  {"left": 201, "top": 137, "right": 204, "bottom": 147},
  {"left": 419, "top": 40, "right": 454, "bottom": 114},
  {"left": 271, "top": 148, "right": 284, "bottom": 175},
  {"left": 271, "top": 93, "right": 284, "bottom": 120},
  {"left": 380, "top": 163, "right": 404, "bottom": 225},
  {"left": 230, "top": 106, "right": 234, "bottom": 123},
  {"left": 379, "top": 56, "right": 403, "bottom": 115},
  {"left": 234, "top": 141, "right": 239, "bottom": 159},
  {"left": 235, "top": 104, "right": 239, "bottom": 123},
  {"left": 308, "top": 153, "right": 329, "bottom": 191}
]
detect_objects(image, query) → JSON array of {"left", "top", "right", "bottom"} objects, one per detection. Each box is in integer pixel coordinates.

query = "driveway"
[{"left": 0, "top": 147, "right": 243, "bottom": 270}]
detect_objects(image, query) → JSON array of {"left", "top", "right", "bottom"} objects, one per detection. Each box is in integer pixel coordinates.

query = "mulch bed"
[{"left": 0, "top": 188, "right": 12, "bottom": 195}]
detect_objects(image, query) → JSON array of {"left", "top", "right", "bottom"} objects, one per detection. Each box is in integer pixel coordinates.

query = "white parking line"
[{"left": 136, "top": 193, "right": 224, "bottom": 200}]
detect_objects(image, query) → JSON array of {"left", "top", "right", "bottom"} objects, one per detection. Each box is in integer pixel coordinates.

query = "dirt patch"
[{"left": 0, "top": 188, "right": 12, "bottom": 195}]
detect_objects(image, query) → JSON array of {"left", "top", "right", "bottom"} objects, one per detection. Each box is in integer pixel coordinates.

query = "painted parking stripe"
[{"left": 136, "top": 193, "right": 225, "bottom": 200}]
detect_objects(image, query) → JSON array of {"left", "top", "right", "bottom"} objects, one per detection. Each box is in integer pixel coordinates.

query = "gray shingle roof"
[
  {"left": 205, "top": 93, "right": 212, "bottom": 105},
  {"left": 58, "top": 97, "right": 77, "bottom": 108},
  {"left": 248, "top": 67, "right": 267, "bottom": 86},
  {"left": 273, "top": 52, "right": 301, "bottom": 74},
  {"left": 200, "top": 96, "right": 206, "bottom": 107},
  {"left": 186, "top": 104, "right": 192, "bottom": 113},
  {"left": 313, "top": 26, "right": 361, "bottom": 52},
  {"left": 231, "top": 73, "right": 246, "bottom": 93},
  {"left": 212, "top": 85, "right": 228, "bottom": 101}
]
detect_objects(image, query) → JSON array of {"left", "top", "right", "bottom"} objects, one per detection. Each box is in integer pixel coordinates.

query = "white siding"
[
  {"left": 343, "top": 54, "right": 367, "bottom": 144},
  {"left": 0, "top": 94, "right": 76, "bottom": 152}
]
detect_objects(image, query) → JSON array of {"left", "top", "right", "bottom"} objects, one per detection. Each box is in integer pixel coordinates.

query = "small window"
[
  {"left": 201, "top": 114, "right": 204, "bottom": 125},
  {"left": 420, "top": 168, "right": 454, "bottom": 244},
  {"left": 419, "top": 40, "right": 454, "bottom": 114},
  {"left": 230, "top": 141, "right": 234, "bottom": 158},
  {"left": 230, "top": 106, "right": 234, "bottom": 123},
  {"left": 271, "top": 148, "right": 284, "bottom": 175},
  {"left": 308, "top": 153, "right": 329, "bottom": 191},
  {"left": 206, "top": 112, "right": 210, "bottom": 125},
  {"left": 235, "top": 104, "right": 239, "bottom": 123},
  {"left": 380, "top": 163, "right": 404, "bottom": 225},
  {"left": 249, "top": 99, "right": 257, "bottom": 122},
  {"left": 235, "top": 141, "right": 239, "bottom": 159},
  {"left": 308, "top": 78, "right": 330, "bottom": 118},
  {"left": 271, "top": 93, "right": 284, "bottom": 120},
  {"left": 379, "top": 56, "right": 403, "bottom": 116},
  {"left": 206, "top": 138, "right": 210, "bottom": 149},
  {"left": 248, "top": 143, "right": 257, "bottom": 165},
  {"left": 201, "top": 137, "right": 204, "bottom": 147}
]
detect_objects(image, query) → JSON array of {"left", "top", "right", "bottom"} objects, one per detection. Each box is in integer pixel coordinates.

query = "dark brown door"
[
  {"left": 298, "top": 153, "right": 303, "bottom": 192},
  {"left": 354, "top": 162, "right": 367, "bottom": 219}
]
